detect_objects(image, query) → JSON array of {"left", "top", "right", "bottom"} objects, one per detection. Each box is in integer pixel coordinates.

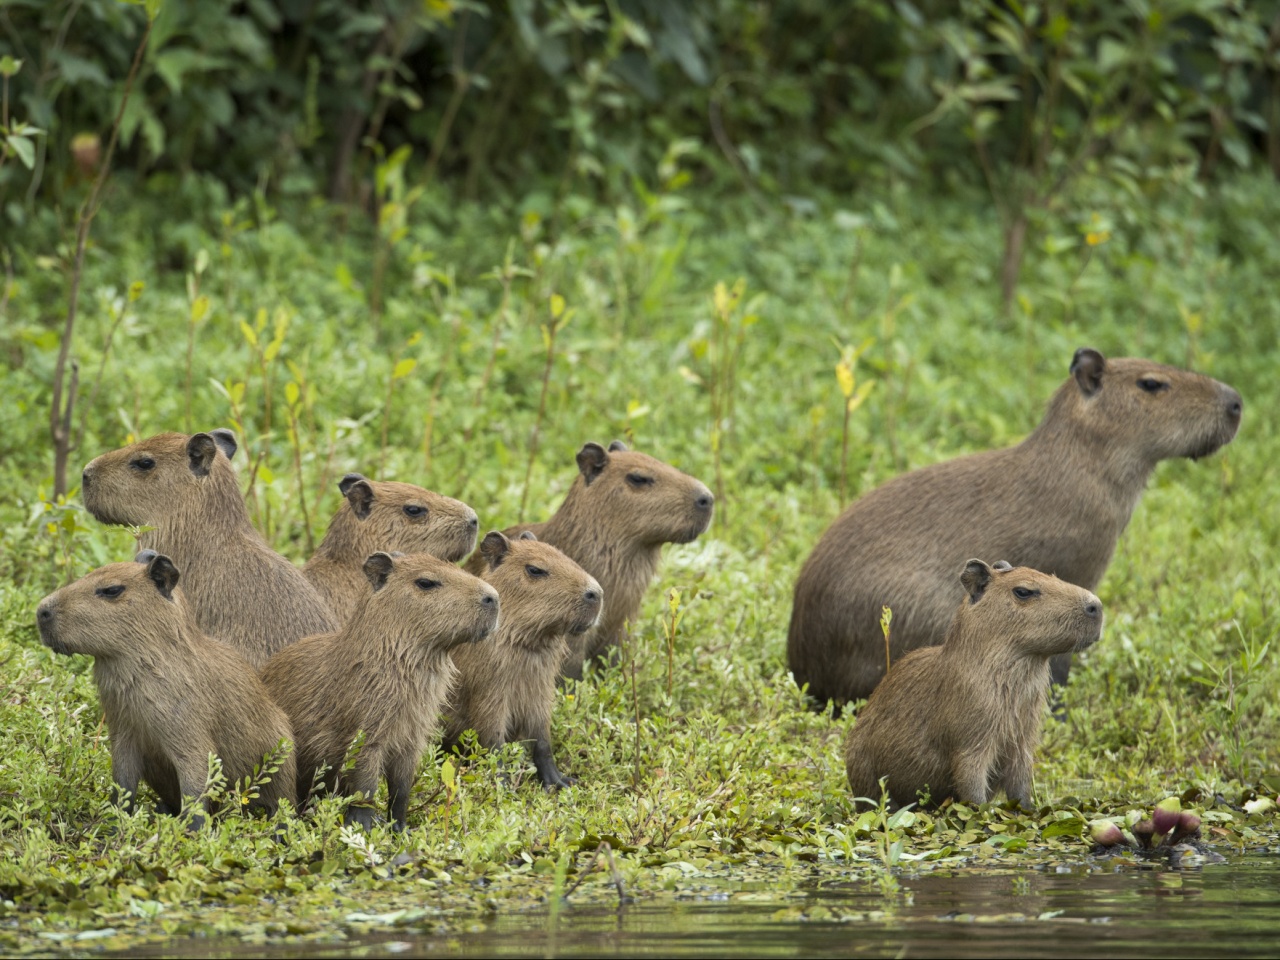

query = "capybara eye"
[
  {"left": 1137, "top": 377, "right": 1169, "bottom": 393},
  {"left": 402, "top": 504, "right": 427, "bottom": 518},
  {"left": 626, "top": 473, "right": 655, "bottom": 488},
  {"left": 95, "top": 584, "right": 126, "bottom": 599},
  {"left": 130, "top": 456, "right": 156, "bottom": 471},
  {"left": 525, "top": 565, "right": 549, "bottom": 579},
  {"left": 414, "top": 577, "right": 441, "bottom": 590},
  {"left": 1012, "top": 586, "right": 1039, "bottom": 600}
]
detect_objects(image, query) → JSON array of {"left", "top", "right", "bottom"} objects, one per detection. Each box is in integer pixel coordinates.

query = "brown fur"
[
  {"left": 304, "top": 473, "right": 478, "bottom": 624},
  {"left": 35, "top": 553, "right": 297, "bottom": 826},
  {"left": 260, "top": 552, "right": 499, "bottom": 830},
  {"left": 844, "top": 560, "right": 1103, "bottom": 809},
  {"left": 790, "top": 349, "right": 1241, "bottom": 706},
  {"left": 447, "top": 532, "right": 601, "bottom": 788},
  {"left": 81, "top": 430, "right": 337, "bottom": 669},
  {"left": 469, "top": 440, "right": 712, "bottom": 678}
]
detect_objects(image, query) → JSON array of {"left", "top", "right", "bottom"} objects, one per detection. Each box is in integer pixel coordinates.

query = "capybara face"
[
  {"left": 480, "top": 532, "right": 603, "bottom": 638},
  {"left": 329, "top": 474, "right": 478, "bottom": 562},
  {"left": 81, "top": 430, "right": 239, "bottom": 526},
  {"left": 362, "top": 552, "right": 499, "bottom": 649},
  {"left": 573, "top": 441, "right": 714, "bottom": 545},
  {"left": 959, "top": 559, "right": 1103, "bottom": 657},
  {"left": 36, "top": 553, "right": 183, "bottom": 657},
  {"left": 1066, "top": 350, "right": 1242, "bottom": 463}
]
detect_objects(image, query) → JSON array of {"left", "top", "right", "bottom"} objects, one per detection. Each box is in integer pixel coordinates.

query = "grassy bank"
[{"left": 1, "top": 173, "right": 1278, "bottom": 953}]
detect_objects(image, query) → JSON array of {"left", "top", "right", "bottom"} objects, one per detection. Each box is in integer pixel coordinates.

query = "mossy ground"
[{"left": 1, "top": 173, "right": 1278, "bottom": 954}]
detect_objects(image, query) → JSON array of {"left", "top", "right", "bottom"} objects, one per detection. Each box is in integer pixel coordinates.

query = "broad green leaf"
[{"left": 392, "top": 358, "right": 417, "bottom": 380}]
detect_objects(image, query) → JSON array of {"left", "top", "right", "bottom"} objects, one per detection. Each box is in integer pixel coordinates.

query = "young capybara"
[
  {"left": 844, "top": 560, "right": 1103, "bottom": 810},
  {"left": 35, "top": 552, "right": 297, "bottom": 827},
  {"left": 261, "top": 552, "right": 499, "bottom": 830},
  {"left": 446, "top": 531, "right": 602, "bottom": 789},
  {"left": 470, "top": 440, "right": 712, "bottom": 679},
  {"left": 303, "top": 473, "right": 479, "bottom": 623},
  {"left": 81, "top": 430, "right": 336, "bottom": 669},
  {"left": 790, "top": 348, "right": 1241, "bottom": 707}
]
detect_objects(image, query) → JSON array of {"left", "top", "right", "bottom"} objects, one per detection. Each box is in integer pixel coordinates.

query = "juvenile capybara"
[
  {"left": 36, "top": 552, "right": 297, "bottom": 826},
  {"left": 471, "top": 440, "right": 712, "bottom": 678},
  {"left": 447, "top": 531, "right": 602, "bottom": 789},
  {"left": 790, "top": 348, "right": 1241, "bottom": 706},
  {"left": 304, "top": 473, "right": 479, "bottom": 623},
  {"left": 844, "top": 560, "right": 1103, "bottom": 809},
  {"left": 81, "top": 430, "right": 336, "bottom": 669},
  {"left": 261, "top": 552, "right": 499, "bottom": 830}
]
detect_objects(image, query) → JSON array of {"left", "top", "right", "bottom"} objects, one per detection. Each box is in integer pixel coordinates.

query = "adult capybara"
[
  {"left": 790, "top": 348, "right": 1240, "bottom": 707},
  {"left": 471, "top": 440, "right": 712, "bottom": 679},
  {"left": 447, "top": 531, "right": 601, "bottom": 789},
  {"left": 36, "top": 552, "right": 297, "bottom": 827},
  {"left": 844, "top": 560, "right": 1103, "bottom": 809},
  {"left": 81, "top": 430, "right": 336, "bottom": 668},
  {"left": 304, "top": 473, "right": 478, "bottom": 623},
  {"left": 261, "top": 552, "right": 499, "bottom": 830}
]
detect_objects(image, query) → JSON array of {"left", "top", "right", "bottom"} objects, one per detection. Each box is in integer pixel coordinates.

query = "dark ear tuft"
[
  {"left": 338, "top": 473, "right": 367, "bottom": 496},
  {"left": 146, "top": 554, "right": 180, "bottom": 600},
  {"left": 135, "top": 549, "right": 159, "bottom": 565},
  {"left": 1070, "top": 348, "right": 1106, "bottom": 397},
  {"left": 960, "top": 559, "right": 992, "bottom": 604},
  {"left": 518, "top": 530, "right": 538, "bottom": 541},
  {"left": 480, "top": 531, "right": 511, "bottom": 568},
  {"left": 576, "top": 442, "right": 609, "bottom": 485},
  {"left": 209, "top": 429, "right": 238, "bottom": 460},
  {"left": 608, "top": 439, "right": 629, "bottom": 452},
  {"left": 344, "top": 478, "right": 376, "bottom": 520},
  {"left": 992, "top": 560, "right": 1013, "bottom": 572},
  {"left": 363, "top": 552, "right": 396, "bottom": 591},
  {"left": 186, "top": 434, "right": 218, "bottom": 477}
]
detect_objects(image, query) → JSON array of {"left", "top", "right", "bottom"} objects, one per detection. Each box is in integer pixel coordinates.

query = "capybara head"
[
  {"left": 570, "top": 440, "right": 714, "bottom": 545},
  {"left": 81, "top": 430, "right": 240, "bottom": 526},
  {"left": 36, "top": 551, "right": 185, "bottom": 657},
  {"left": 955, "top": 559, "right": 1103, "bottom": 658},
  {"left": 359, "top": 551, "right": 499, "bottom": 649},
  {"left": 479, "top": 531, "right": 603, "bottom": 639},
  {"left": 324, "top": 474, "right": 478, "bottom": 562},
  {"left": 1057, "top": 348, "right": 1242, "bottom": 463}
]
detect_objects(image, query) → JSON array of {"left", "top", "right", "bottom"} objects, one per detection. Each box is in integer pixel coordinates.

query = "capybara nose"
[
  {"left": 81, "top": 468, "right": 92, "bottom": 489},
  {"left": 467, "top": 515, "right": 479, "bottom": 531},
  {"left": 584, "top": 589, "right": 601, "bottom": 605},
  {"left": 37, "top": 605, "right": 52, "bottom": 623},
  {"left": 694, "top": 493, "right": 714, "bottom": 512},
  {"left": 480, "top": 593, "right": 497, "bottom": 608},
  {"left": 1224, "top": 388, "right": 1243, "bottom": 422},
  {"left": 1083, "top": 600, "right": 1101, "bottom": 619}
]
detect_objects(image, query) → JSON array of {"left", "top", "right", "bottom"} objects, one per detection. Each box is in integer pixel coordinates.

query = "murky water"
[{"left": 129, "top": 856, "right": 1280, "bottom": 958}]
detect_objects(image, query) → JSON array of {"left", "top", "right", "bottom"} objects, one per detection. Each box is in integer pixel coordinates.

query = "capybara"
[
  {"left": 470, "top": 440, "right": 712, "bottom": 678},
  {"left": 261, "top": 552, "right": 499, "bottom": 830},
  {"left": 304, "top": 473, "right": 478, "bottom": 623},
  {"left": 36, "top": 552, "right": 297, "bottom": 827},
  {"left": 81, "top": 430, "right": 337, "bottom": 668},
  {"left": 790, "top": 348, "right": 1240, "bottom": 706},
  {"left": 446, "top": 531, "right": 602, "bottom": 789},
  {"left": 844, "top": 560, "right": 1103, "bottom": 809}
]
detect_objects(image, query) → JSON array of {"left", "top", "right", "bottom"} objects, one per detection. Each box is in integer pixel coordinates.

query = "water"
[{"left": 126, "top": 856, "right": 1280, "bottom": 958}]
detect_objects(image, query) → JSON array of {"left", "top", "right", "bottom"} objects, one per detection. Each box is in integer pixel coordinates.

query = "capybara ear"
[
  {"left": 145, "top": 554, "right": 180, "bottom": 600},
  {"left": 518, "top": 531, "right": 538, "bottom": 541},
  {"left": 209, "top": 428, "right": 238, "bottom": 460},
  {"left": 480, "top": 531, "right": 511, "bottom": 568},
  {"left": 186, "top": 433, "right": 219, "bottom": 477},
  {"left": 363, "top": 552, "right": 396, "bottom": 591},
  {"left": 608, "top": 439, "right": 629, "bottom": 452},
  {"left": 576, "top": 442, "right": 609, "bottom": 485},
  {"left": 343, "top": 477, "right": 376, "bottom": 520},
  {"left": 960, "top": 559, "right": 992, "bottom": 604},
  {"left": 338, "top": 472, "right": 366, "bottom": 496},
  {"left": 1070, "top": 348, "right": 1106, "bottom": 397},
  {"left": 135, "top": 549, "right": 158, "bottom": 564},
  {"left": 992, "top": 560, "right": 1013, "bottom": 572}
]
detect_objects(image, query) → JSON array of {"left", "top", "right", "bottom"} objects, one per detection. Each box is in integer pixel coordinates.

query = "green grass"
[{"left": 1, "top": 171, "right": 1278, "bottom": 953}]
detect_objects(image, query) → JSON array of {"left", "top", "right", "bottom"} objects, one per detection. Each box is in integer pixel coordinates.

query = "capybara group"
[
  {"left": 36, "top": 553, "right": 297, "bottom": 826},
  {"left": 844, "top": 560, "right": 1103, "bottom": 809},
  {"left": 447, "top": 531, "right": 602, "bottom": 789},
  {"left": 304, "top": 473, "right": 478, "bottom": 623},
  {"left": 81, "top": 430, "right": 337, "bottom": 668},
  {"left": 261, "top": 552, "right": 499, "bottom": 830},
  {"left": 474, "top": 440, "right": 713, "bottom": 678},
  {"left": 789, "top": 349, "right": 1241, "bottom": 707}
]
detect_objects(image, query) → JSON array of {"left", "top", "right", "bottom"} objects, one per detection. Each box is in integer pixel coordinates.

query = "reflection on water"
[{"left": 132, "top": 856, "right": 1280, "bottom": 959}]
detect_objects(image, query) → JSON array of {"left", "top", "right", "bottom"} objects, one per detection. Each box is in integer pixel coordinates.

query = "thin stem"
[{"left": 519, "top": 324, "right": 557, "bottom": 523}]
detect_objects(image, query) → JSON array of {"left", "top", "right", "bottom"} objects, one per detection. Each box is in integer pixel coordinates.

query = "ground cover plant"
[{"left": 0, "top": 159, "right": 1278, "bottom": 953}]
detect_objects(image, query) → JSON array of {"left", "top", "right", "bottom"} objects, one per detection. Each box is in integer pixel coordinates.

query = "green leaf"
[
  {"left": 392, "top": 358, "right": 417, "bottom": 380},
  {"left": 5, "top": 136, "right": 35, "bottom": 170},
  {"left": 0, "top": 57, "right": 22, "bottom": 79},
  {"left": 1041, "top": 817, "right": 1085, "bottom": 839}
]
